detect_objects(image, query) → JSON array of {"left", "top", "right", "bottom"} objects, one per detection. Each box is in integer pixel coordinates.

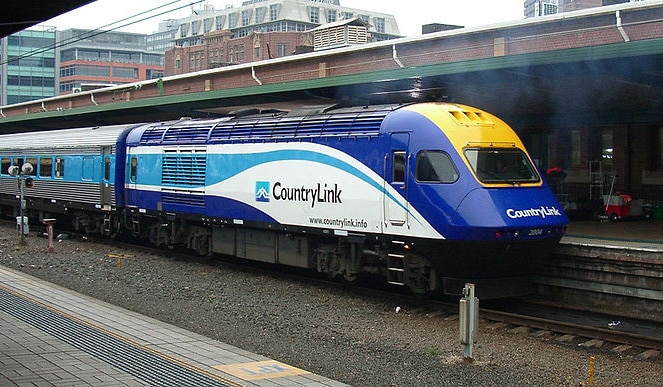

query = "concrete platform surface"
[{"left": 0, "top": 265, "right": 347, "bottom": 387}]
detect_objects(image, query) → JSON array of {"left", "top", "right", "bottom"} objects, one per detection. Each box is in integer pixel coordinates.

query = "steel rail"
[{"left": 480, "top": 308, "right": 663, "bottom": 350}]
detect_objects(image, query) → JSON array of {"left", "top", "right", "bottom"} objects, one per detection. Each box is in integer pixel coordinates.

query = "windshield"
[{"left": 464, "top": 148, "right": 540, "bottom": 184}]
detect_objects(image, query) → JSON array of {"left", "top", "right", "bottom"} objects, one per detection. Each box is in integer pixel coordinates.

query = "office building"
[
  {"left": 165, "top": 0, "right": 399, "bottom": 75},
  {"left": 58, "top": 29, "right": 164, "bottom": 94},
  {"left": 0, "top": 27, "right": 57, "bottom": 105},
  {"left": 524, "top": 0, "right": 559, "bottom": 17}
]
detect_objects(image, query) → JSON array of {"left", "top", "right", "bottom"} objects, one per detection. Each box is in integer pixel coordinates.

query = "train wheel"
[
  {"left": 404, "top": 255, "right": 434, "bottom": 295},
  {"left": 342, "top": 271, "right": 358, "bottom": 283}
]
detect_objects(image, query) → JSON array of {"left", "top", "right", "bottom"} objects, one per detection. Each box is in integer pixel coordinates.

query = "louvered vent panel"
[
  {"left": 161, "top": 126, "right": 210, "bottom": 144},
  {"left": 206, "top": 110, "right": 387, "bottom": 142},
  {"left": 161, "top": 192, "right": 206, "bottom": 207},
  {"left": 140, "top": 126, "right": 168, "bottom": 144},
  {"left": 162, "top": 155, "right": 206, "bottom": 187}
]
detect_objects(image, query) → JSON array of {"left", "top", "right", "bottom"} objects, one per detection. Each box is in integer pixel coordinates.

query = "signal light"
[{"left": 24, "top": 177, "right": 34, "bottom": 188}]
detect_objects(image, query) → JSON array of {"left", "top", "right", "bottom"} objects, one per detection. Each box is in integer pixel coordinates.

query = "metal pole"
[
  {"left": 460, "top": 283, "right": 478, "bottom": 362},
  {"left": 44, "top": 219, "right": 56, "bottom": 253},
  {"left": 19, "top": 175, "right": 26, "bottom": 245}
]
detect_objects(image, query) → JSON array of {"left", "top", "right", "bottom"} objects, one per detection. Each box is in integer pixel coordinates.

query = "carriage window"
[
  {"left": 25, "top": 157, "right": 37, "bottom": 175},
  {"left": 82, "top": 157, "right": 94, "bottom": 181},
  {"left": 465, "top": 148, "right": 540, "bottom": 184},
  {"left": 1, "top": 158, "right": 9, "bottom": 175},
  {"left": 130, "top": 156, "right": 137, "bottom": 182},
  {"left": 416, "top": 151, "right": 459, "bottom": 183},
  {"left": 392, "top": 151, "right": 405, "bottom": 183},
  {"left": 55, "top": 158, "right": 65, "bottom": 178},
  {"left": 40, "top": 157, "right": 53, "bottom": 177},
  {"left": 104, "top": 157, "right": 111, "bottom": 181}
]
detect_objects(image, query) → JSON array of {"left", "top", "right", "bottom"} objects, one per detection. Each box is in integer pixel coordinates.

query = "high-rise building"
[
  {"left": 524, "top": 0, "right": 559, "bottom": 17},
  {"left": 528, "top": 0, "right": 645, "bottom": 17},
  {"left": 58, "top": 29, "right": 165, "bottom": 94},
  {"left": 147, "top": 19, "right": 179, "bottom": 52},
  {"left": 0, "top": 27, "right": 57, "bottom": 105}
]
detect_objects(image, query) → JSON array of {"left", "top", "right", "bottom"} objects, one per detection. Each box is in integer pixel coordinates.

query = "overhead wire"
[{"left": 1, "top": 0, "right": 205, "bottom": 66}]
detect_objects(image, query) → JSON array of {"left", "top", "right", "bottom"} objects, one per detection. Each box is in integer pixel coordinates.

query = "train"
[{"left": 0, "top": 102, "right": 568, "bottom": 297}]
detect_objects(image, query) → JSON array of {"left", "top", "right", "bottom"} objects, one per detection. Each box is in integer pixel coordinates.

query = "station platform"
[
  {"left": 563, "top": 220, "right": 663, "bottom": 252},
  {"left": 0, "top": 266, "right": 347, "bottom": 387}
]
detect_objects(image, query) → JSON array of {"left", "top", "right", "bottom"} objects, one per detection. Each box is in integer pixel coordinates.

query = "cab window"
[
  {"left": 416, "top": 151, "right": 458, "bottom": 183},
  {"left": 392, "top": 151, "right": 405, "bottom": 183},
  {"left": 130, "top": 156, "right": 137, "bottom": 182}
]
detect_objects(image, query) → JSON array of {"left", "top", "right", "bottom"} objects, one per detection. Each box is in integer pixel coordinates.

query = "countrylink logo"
[{"left": 255, "top": 181, "right": 270, "bottom": 202}]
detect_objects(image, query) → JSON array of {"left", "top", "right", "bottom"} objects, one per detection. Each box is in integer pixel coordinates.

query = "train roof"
[
  {"left": 127, "top": 104, "right": 403, "bottom": 146},
  {"left": 0, "top": 124, "right": 138, "bottom": 154}
]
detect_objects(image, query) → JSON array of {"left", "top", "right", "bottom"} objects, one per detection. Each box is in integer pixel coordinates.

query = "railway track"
[
  {"left": 479, "top": 305, "right": 663, "bottom": 352},
  {"left": 4, "top": 218, "right": 663, "bottom": 357}
]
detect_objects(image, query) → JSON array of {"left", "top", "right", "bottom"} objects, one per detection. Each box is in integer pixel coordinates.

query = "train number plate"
[{"left": 528, "top": 228, "right": 543, "bottom": 236}]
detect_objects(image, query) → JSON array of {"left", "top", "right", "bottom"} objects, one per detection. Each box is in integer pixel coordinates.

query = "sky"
[{"left": 38, "top": 0, "right": 526, "bottom": 37}]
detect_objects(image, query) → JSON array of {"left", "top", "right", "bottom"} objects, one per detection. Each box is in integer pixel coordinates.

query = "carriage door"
[
  {"left": 100, "top": 146, "right": 113, "bottom": 210},
  {"left": 384, "top": 133, "right": 410, "bottom": 228},
  {"left": 126, "top": 148, "right": 138, "bottom": 206}
]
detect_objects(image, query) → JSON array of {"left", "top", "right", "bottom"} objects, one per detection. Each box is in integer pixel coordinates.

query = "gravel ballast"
[{"left": 0, "top": 226, "right": 660, "bottom": 386}]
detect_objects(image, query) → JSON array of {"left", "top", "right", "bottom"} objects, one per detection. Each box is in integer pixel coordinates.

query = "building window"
[
  {"left": 204, "top": 18, "right": 213, "bottom": 33},
  {"left": 229, "top": 13, "right": 237, "bottom": 28},
  {"left": 215, "top": 15, "right": 225, "bottom": 30},
  {"left": 78, "top": 49, "right": 109, "bottom": 61},
  {"left": 375, "top": 17, "right": 385, "bottom": 33},
  {"left": 310, "top": 7, "right": 319, "bottom": 23},
  {"left": 255, "top": 7, "right": 265, "bottom": 23},
  {"left": 112, "top": 67, "right": 139, "bottom": 78},
  {"left": 60, "top": 65, "right": 111, "bottom": 77},
  {"left": 241, "top": 10, "right": 251, "bottom": 26},
  {"left": 657, "top": 127, "right": 663, "bottom": 169},
  {"left": 191, "top": 20, "right": 200, "bottom": 35},
  {"left": 146, "top": 69, "right": 164, "bottom": 79},
  {"left": 602, "top": 129, "right": 613, "bottom": 168},
  {"left": 255, "top": 47, "right": 260, "bottom": 59},
  {"left": 180, "top": 23, "right": 189, "bottom": 38},
  {"left": 327, "top": 10, "right": 337, "bottom": 23},
  {"left": 269, "top": 4, "right": 278, "bottom": 21},
  {"left": 571, "top": 129, "right": 581, "bottom": 166},
  {"left": 277, "top": 44, "right": 288, "bottom": 57}
]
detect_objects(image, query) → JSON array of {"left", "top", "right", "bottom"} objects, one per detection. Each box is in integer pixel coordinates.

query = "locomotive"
[{"left": 0, "top": 102, "right": 568, "bottom": 297}]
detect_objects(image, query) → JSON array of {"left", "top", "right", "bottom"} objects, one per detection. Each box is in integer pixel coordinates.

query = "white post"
[{"left": 459, "top": 283, "right": 478, "bottom": 362}]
